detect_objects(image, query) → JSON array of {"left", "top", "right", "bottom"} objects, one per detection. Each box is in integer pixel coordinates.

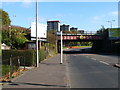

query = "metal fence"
[{"left": 2, "top": 56, "right": 25, "bottom": 79}]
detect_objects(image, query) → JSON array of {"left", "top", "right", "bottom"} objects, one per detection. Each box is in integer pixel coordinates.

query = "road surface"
[{"left": 64, "top": 48, "right": 119, "bottom": 88}]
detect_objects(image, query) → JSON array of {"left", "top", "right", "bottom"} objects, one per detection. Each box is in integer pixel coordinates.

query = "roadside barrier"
[{"left": 2, "top": 56, "right": 25, "bottom": 80}]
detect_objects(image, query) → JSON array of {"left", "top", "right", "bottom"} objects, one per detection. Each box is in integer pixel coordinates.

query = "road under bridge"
[{"left": 57, "top": 33, "right": 112, "bottom": 53}]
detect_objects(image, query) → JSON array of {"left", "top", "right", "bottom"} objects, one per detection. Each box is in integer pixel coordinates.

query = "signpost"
[{"left": 60, "top": 31, "right": 63, "bottom": 64}]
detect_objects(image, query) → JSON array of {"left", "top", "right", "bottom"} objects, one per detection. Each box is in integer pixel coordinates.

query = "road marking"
[
  {"left": 101, "top": 56, "right": 108, "bottom": 58},
  {"left": 99, "top": 61, "right": 110, "bottom": 65},
  {"left": 91, "top": 58, "right": 97, "bottom": 61}
]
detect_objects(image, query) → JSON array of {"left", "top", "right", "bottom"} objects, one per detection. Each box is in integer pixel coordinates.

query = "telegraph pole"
[{"left": 36, "top": 0, "right": 39, "bottom": 67}]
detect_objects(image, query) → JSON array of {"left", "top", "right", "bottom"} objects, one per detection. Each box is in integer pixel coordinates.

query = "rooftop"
[{"left": 47, "top": 20, "right": 60, "bottom": 23}]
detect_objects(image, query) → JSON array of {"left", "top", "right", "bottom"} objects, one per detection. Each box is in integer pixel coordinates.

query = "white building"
[
  {"left": 31, "top": 22, "right": 47, "bottom": 41},
  {"left": 1, "top": 43, "right": 10, "bottom": 50}
]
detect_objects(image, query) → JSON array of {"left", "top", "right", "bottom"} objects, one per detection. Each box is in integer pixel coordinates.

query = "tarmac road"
[{"left": 65, "top": 48, "right": 119, "bottom": 88}]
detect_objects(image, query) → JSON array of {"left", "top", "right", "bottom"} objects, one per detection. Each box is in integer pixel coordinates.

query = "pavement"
[{"left": 2, "top": 54, "right": 69, "bottom": 89}]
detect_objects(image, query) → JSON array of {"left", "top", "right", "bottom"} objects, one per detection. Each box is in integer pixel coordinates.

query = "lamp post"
[
  {"left": 107, "top": 20, "right": 115, "bottom": 28},
  {"left": 106, "top": 20, "right": 115, "bottom": 52},
  {"left": 106, "top": 20, "right": 115, "bottom": 38},
  {"left": 9, "top": 25, "right": 11, "bottom": 37},
  {"left": 8, "top": 25, "right": 11, "bottom": 48},
  {"left": 36, "top": 0, "right": 39, "bottom": 67}
]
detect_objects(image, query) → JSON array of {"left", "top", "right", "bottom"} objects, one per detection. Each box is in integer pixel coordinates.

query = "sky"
[{"left": 1, "top": 1, "right": 119, "bottom": 31}]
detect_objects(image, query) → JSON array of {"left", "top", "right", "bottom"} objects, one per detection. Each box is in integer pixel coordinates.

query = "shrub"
[
  {"left": 38, "top": 48, "right": 46, "bottom": 62},
  {"left": 1, "top": 65, "right": 10, "bottom": 76}
]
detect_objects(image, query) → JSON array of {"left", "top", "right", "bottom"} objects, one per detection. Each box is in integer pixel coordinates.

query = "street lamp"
[
  {"left": 9, "top": 25, "right": 11, "bottom": 37},
  {"left": 106, "top": 20, "right": 116, "bottom": 37},
  {"left": 36, "top": 0, "right": 39, "bottom": 67},
  {"left": 107, "top": 20, "right": 115, "bottom": 28},
  {"left": 8, "top": 25, "right": 12, "bottom": 48},
  {"left": 106, "top": 20, "right": 115, "bottom": 52}
]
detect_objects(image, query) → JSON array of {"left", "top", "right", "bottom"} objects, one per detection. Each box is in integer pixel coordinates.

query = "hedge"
[
  {"left": 39, "top": 48, "right": 47, "bottom": 62},
  {"left": 2, "top": 46, "right": 56, "bottom": 66}
]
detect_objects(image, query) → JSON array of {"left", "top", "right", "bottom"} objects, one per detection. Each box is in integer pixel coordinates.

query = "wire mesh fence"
[{"left": 2, "top": 56, "right": 25, "bottom": 79}]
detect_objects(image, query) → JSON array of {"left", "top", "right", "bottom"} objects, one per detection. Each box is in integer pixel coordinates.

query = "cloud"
[
  {"left": 110, "top": 11, "right": 118, "bottom": 16},
  {"left": 91, "top": 16, "right": 102, "bottom": 24},
  {"left": 21, "top": 0, "right": 33, "bottom": 8},
  {"left": 91, "top": 10, "right": 118, "bottom": 24},
  {"left": 56, "top": 14, "right": 66, "bottom": 17},
  {"left": 28, "top": 16, "right": 47, "bottom": 23},
  {"left": 38, "top": 17, "right": 47, "bottom": 23},
  {"left": 92, "top": 16, "right": 101, "bottom": 20}
]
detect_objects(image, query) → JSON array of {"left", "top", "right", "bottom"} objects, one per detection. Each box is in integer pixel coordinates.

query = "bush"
[
  {"left": 1, "top": 65, "right": 10, "bottom": 76},
  {"left": 48, "top": 44, "right": 56, "bottom": 55},
  {"left": 39, "top": 48, "right": 46, "bottom": 62}
]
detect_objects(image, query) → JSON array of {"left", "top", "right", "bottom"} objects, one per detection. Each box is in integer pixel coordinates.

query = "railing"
[
  {"left": 57, "top": 31, "right": 101, "bottom": 35},
  {"left": 2, "top": 56, "right": 25, "bottom": 80}
]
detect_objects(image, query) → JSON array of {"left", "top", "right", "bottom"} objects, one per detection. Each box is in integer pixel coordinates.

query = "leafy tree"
[
  {"left": 0, "top": 9, "right": 11, "bottom": 25},
  {"left": 2, "top": 27, "right": 28, "bottom": 49},
  {"left": 47, "top": 30, "right": 56, "bottom": 45},
  {"left": 96, "top": 26, "right": 108, "bottom": 38}
]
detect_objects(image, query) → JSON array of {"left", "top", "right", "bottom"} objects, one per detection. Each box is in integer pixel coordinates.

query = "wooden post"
[{"left": 9, "top": 55, "right": 12, "bottom": 80}]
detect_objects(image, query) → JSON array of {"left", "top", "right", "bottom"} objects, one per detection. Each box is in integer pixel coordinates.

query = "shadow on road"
[
  {"left": 63, "top": 48, "right": 119, "bottom": 57},
  {"left": 2, "top": 81, "right": 66, "bottom": 87},
  {"left": 63, "top": 48, "right": 93, "bottom": 54}
]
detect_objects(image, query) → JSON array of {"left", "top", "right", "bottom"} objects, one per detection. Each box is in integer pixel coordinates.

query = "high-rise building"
[
  {"left": 70, "top": 27, "right": 78, "bottom": 31},
  {"left": 47, "top": 20, "right": 60, "bottom": 31},
  {"left": 60, "top": 24, "right": 70, "bottom": 31},
  {"left": 78, "top": 30, "right": 84, "bottom": 34}
]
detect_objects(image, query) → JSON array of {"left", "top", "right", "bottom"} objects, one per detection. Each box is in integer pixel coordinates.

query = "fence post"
[
  {"left": 9, "top": 55, "right": 12, "bottom": 81},
  {"left": 18, "top": 56, "right": 20, "bottom": 74},
  {"left": 18, "top": 56, "right": 20, "bottom": 67},
  {"left": 24, "top": 56, "right": 25, "bottom": 70}
]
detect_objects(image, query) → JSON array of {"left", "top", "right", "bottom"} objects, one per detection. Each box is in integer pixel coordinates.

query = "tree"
[
  {"left": 2, "top": 27, "right": 28, "bottom": 49},
  {"left": 47, "top": 30, "right": 56, "bottom": 45},
  {"left": 0, "top": 9, "right": 11, "bottom": 26}
]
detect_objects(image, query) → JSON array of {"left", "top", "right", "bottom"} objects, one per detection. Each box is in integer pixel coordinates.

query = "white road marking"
[
  {"left": 101, "top": 56, "right": 108, "bottom": 58},
  {"left": 99, "top": 61, "right": 110, "bottom": 65},
  {"left": 91, "top": 58, "right": 97, "bottom": 61}
]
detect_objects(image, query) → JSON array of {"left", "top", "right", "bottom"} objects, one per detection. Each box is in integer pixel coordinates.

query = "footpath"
[{"left": 2, "top": 54, "right": 69, "bottom": 89}]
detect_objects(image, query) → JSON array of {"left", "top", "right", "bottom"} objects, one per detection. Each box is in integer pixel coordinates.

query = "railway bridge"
[{"left": 57, "top": 32, "right": 107, "bottom": 53}]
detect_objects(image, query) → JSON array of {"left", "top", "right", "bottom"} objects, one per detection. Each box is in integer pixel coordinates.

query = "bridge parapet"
[{"left": 57, "top": 35, "right": 104, "bottom": 41}]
